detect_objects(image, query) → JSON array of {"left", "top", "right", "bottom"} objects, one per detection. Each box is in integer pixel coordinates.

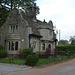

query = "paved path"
[
  {"left": 1, "top": 59, "right": 75, "bottom": 75},
  {"left": 0, "top": 63, "right": 31, "bottom": 75}
]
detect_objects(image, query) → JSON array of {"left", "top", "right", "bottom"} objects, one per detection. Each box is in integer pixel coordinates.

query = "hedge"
[
  {"left": 56, "top": 45, "right": 75, "bottom": 55},
  {"left": 0, "top": 45, "right": 3, "bottom": 50}
]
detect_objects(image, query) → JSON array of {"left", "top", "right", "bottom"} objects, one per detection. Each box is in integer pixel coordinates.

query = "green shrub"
[
  {"left": 56, "top": 45, "right": 75, "bottom": 55},
  {"left": 22, "top": 48, "right": 33, "bottom": 58},
  {"left": 0, "top": 50, "right": 7, "bottom": 58},
  {"left": 26, "top": 55, "right": 39, "bottom": 66},
  {"left": 0, "top": 45, "right": 3, "bottom": 50},
  {"left": 34, "top": 55, "right": 39, "bottom": 63},
  {"left": 35, "top": 51, "right": 42, "bottom": 55}
]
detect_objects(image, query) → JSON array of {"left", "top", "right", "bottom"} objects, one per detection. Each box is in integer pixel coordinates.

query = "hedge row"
[
  {"left": 56, "top": 45, "right": 75, "bottom": 55},
  {"left": 0, "top": 45, "right": 3, "bottom": 50}
]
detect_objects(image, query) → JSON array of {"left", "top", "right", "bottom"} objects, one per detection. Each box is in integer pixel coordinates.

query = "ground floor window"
[
  {"left": 15, "top": 42, "right": 18, "bottom": 50},
  {"left": 9, "top": 42, "right": 10, "bottom": 50},
  {"left": 8, "top": 41, "right": 18, "bottom": 51},
  {"left": 42, "top": 43, "right": 45, "bottom": 50}
]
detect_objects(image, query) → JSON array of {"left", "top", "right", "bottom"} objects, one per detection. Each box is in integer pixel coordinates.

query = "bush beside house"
[
  {"left": 0, "top": 50, "right": 7, "bottom": 58},
  {"left": 0, "top": 45, "right": 7, "bottom": 58},
  {"left": 21, "top": 48, "right": 33, "bottom": 58},
  {"left": 0, "top": 45, "right": 3, "bottom": 50}
]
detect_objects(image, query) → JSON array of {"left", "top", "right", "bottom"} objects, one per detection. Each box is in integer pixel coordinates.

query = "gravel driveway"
[{"left": 0, "top": 63, "right": 31, "bottom": 75}]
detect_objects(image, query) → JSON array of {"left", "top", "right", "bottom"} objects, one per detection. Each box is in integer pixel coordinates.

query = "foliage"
[
  {"left": 0, "top": 0, "right": 34, "bottom": 8},
  {"left": 0, "top": 8, "right": 9, "bottom": 28},
  {"left": 71, "top": 40, "right": 75, "bottom": 45},
  {"left": 35, "top": 51, "right": 44, "bottom": 55},
  {"left": 0, "top": 0, "right": 39, "bottom": 14},
  {"left": 38, "top": 54, "right": 50, "bottom": 58},
  {"left": 22, "top": 48, "right": 33, "bottom": 58},
  {"left": 56, "top": 45, "right": 75, "bottom": 55},
  {"left": 0, "top": 0, "right": 39, "bottom": 28},
  {"left": 0, "top": 50, "right": 7, "bottom": 58},
  {"left": 34, "top": 55, "right": 39, "bottom": 63},
  {"left": 0, "top": 45, "right": 3, "bottom": 50},
  {"left": 69, "top": 36, "right": 75, "bottom": 45},
  {"left": 58, "top": 40, "right": 69, "bottom": 45},
  {"left": 26, "top": 55, "right": 39, "bottom": 66}
]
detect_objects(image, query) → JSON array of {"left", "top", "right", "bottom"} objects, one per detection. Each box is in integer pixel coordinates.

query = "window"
[
  {"left": 10, "top": 25, "right": 18, "bottom": 33},
  {"left": 8, "top": 41, "right": 19, "bottom": 51},
  {"left": 42, "top": 43, "right": 45, "bottom": 50},
  {"left": 11, "top": 26, "right": 12, "bottom": 32},
  {"left": 16, "top": 26, "right": 18, "bottom": 32},
  {"left": 9, "top": 42, "right": 10, "bottom": 50},
  {"left": 13, "top": 26, "right": 15, "bottom": 32},
  {"left": 11, "top": 41, "right": 14, "bottom": 51},
  {"left": 15, "top": 42, "right": 18, "bottom": 50}
]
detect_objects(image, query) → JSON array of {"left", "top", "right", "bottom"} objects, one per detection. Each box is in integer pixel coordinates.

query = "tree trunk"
[{"left": 11, "top": 0, "right": 13, "bottom": 10}]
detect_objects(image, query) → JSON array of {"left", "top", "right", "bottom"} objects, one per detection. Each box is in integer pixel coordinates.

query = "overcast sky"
[{"left": 36, "top": 0, "right": 75, "bottom": 41}]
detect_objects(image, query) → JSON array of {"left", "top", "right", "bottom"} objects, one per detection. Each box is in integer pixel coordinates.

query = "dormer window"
[{"left": 9, "top": 25, "right": 18, "bottom": 33}]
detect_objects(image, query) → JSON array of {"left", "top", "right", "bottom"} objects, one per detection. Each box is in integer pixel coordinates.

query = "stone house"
[{"left": 0, "top": 7, "right": 56, "bottom": 55}]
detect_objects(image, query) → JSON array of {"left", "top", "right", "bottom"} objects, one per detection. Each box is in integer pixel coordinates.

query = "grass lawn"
[
  {"left": 0, "top": 55, "right": 70, "bottom": 66},
  {"left": 37, "top": 56, "right": 68, "bottom": 65},
  {"left": 0, "top": 58, "right": 25, "bottom": 64}
]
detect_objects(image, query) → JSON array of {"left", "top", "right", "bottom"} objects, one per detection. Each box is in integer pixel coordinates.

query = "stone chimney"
[{"left": 28, "top": 6, "right": 36, "bottom": 20}]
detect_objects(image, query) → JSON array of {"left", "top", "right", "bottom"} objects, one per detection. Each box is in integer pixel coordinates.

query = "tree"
[
  {"left": 0, "top": 7, "right": 9, "bottom": 28},
  {"left": 0, "top": 0, "right": 39, "bottom": 28},
  {"left": 69, "top": 36, "right": 75, "bottom": 45},
  {"left": 0, "top": 0, "right": 39, "bottom": 14},
  {"left": 58, "top": 40, "right": 69, "bottom": 45}
]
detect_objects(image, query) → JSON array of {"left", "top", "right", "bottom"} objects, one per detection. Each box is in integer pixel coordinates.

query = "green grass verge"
[
  {"left": 37, "top": 56, "right": 68, "bottom": 65},
  {"left": 0, "top": 58, "right": 25, "bottom": 64},
  {"left": 0, "top": 55, "right": 75, "bottom": 66}
]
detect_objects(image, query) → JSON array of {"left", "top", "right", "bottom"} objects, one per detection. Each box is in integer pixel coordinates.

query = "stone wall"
[{"left": 38, "top": 29, "right": 53, "bottom": 41}]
